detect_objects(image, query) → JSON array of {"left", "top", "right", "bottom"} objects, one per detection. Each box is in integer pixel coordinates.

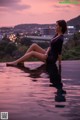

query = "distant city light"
[
  {"left": 9, "top": 34, "right": 16, "bottom": 42},
  {"left": 67, "top": 26, "right": 75, "bottom": 28}
]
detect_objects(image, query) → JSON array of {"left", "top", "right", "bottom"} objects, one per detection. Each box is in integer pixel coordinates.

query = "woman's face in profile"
[{"left": 55, "top": 22, "right": 61, "bottom": 33}]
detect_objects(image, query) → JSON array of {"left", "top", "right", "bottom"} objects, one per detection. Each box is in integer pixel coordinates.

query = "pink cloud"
[
  {"left": 52, "top": 4, "right": 71, "bottom": 8},
  {"left": 0, "top": 0, "right": 31, "bottom": 10},
  {"left": 0, "top": 0, "right": 80, "bottom": 26}
]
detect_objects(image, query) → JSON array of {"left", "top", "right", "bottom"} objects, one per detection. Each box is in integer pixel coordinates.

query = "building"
[
  {"left": 40, "top": 28, "right": 55, "bottom": 36},
  {"left": 67, "top": 26, "right": 76, "bottom": 35}
]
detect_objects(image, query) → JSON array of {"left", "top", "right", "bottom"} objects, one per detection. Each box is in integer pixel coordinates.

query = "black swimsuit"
[{"left": 46, "top": 34, "right": 64, "bottom": 64}]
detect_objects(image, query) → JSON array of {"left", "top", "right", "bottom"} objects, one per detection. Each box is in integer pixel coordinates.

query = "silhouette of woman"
[{"left": 6, "top": 20, "right": 67, "bottom": 67}]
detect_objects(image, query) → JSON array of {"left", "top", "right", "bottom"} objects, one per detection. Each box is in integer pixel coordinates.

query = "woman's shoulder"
[
  {"left": 51, "top": 34, "right": 63, "bottom": 42},
  {"left": 59, "top": 35, "right": 64, "bottom": 41}
]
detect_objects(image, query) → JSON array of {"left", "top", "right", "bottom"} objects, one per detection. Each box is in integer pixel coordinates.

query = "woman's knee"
[
  {"left": 30, "top": 51, "right": 35, "bottom": 56},
  {"left": 31, "top": 43, "right": 37, "bottom": 48}
]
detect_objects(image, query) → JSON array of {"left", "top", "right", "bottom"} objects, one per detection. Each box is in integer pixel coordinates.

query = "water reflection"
[
  {"left": 15, "top": 64, "right": 66, "bottom": 104},
  {"left": 1, "top": 61, "right": 80, "bottom": 120},
  {"left": 14, "top": 63, "right": 47, "bottom": 79},
  {"left": 55, "top": 93, "right": 66, "bottom": 108},
  {"left": 46, "top": 63, "right": 64, "bottom": 90},
  {"left": 10, "top": 63, "right": 66, "bottom": 93}
]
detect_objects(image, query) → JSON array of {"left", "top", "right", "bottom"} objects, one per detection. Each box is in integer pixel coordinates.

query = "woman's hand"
[
  {"left": 44, "top": 53, "right": 48, "bottom": 58},
  {"left": 46, "top": 47, "right": 50, "bottom": 53}
]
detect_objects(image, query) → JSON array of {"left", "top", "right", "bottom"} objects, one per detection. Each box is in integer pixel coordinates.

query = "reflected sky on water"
[{"left": 0, "top": 61, "right": 80, "bottom": 120}]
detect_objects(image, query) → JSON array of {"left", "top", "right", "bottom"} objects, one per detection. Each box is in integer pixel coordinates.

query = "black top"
[{"left": 46, "top": 34, "right": 64, "bottom": 63}]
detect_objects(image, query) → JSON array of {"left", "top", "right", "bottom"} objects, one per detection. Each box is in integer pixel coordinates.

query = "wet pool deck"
[{"left": 0, "top": 60, "right": 80, "bottom": 120}]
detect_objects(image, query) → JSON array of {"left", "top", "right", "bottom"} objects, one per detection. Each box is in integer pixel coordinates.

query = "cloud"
[
  {"left": 53, "top": 4, "right": 71, "bottom": 8},
  {"left": 52, "top": 4, "right": 72, "bottom": 12},
  {"left": 0, "top": 0, "right": 31, "bottom": 11}
]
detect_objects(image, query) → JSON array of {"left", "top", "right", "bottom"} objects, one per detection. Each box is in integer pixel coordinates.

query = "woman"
[{"left": 6, "top": 20, "right": 67, "bottom": 66}]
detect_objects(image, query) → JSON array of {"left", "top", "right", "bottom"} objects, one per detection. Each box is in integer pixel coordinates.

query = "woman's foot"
[
  {"left": 6, "top": 61, "right": 17, "bottom": 66},
  {"left": 6, "top": 62, "right": 24, "bottom": 67}
]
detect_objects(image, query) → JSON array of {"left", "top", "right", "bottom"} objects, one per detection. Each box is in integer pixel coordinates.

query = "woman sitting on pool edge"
[
  {"left": 7, "top": 20, "right": 67, "bottom": 94},
  {"left": 6, "top": 20, "right": 67, "bottom": 68}
]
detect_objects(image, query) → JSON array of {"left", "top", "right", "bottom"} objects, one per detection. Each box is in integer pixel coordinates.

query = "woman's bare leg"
[
  {"left": 6, "top": 43, "right": 47, "bottom": 65},
  {"left": 26, "top": 43, "right": 46, "bottom": 54},
  {"left": 7, "top": 51, "right": 47, "bottom": 65}
]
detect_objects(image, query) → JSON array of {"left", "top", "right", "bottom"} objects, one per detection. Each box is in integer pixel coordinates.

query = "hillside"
[
  {"left": 62, "top": 32, "right": 80, "bottom": 60},
  {"left": 14, "top": 24, "right": 55, "bottom": 29},
  {"left": 67, "top": 15, "right": 80, "bottom": 26},
  {"left": 13, "top": 15, "right": 80, "bottom": 29}
]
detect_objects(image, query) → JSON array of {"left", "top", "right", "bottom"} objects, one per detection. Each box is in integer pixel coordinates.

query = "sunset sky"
[{"left": 0, "top": 0, "right": 80, "bottom": 27}]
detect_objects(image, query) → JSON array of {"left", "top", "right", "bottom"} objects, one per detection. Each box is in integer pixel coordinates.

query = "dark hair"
[{"left": 57, "top": 20, "right": 67, "bottom": 34}]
